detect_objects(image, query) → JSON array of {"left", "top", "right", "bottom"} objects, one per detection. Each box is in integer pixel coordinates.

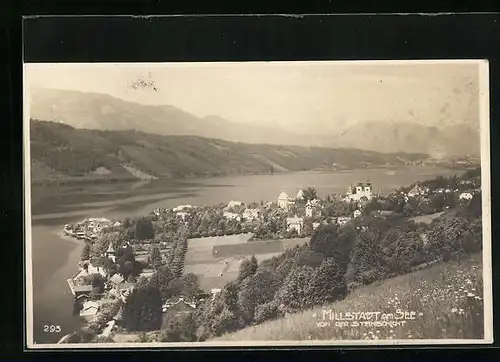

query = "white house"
[
  {"left": 305, "top": 199, "right": 321, "bottom": 217},
  {"left": 286, "top": 216, "right": 304, "bottom": 234},
  {"left": 223, "top": 212, "right": 241, "bottom": 221},
  {"left": 227, "top": 200, "right": 243, "bottom": 208},
  {"left": 86, "top": 262, "right": 107, "bottom": 278},
  {"left": 176, "top": 211, "right": 189, "bottom": 222},
  {"left": 408, "top": 185, "right": 425, "bottom": 198},
  {"left": 242, "top": 208, "right": 260, "bottom": 221},
  {"left": 346, "top": 182, "right": 373, "bottom": 201},
  {"left": 459, "top": 192, "right": 474, "bottom": 201},
  {"left": 80, "top": 301, "right": 99, "bottom": 319},
  {"left": 278, "top": 191, "right": 292, "bottom": 209},
  {"left": 211, "top": 288, "right": 222, "bottom": 301},
  {"left": 172, "top": 205, "right": 194, "bottom": 212},
  {"left": 296, "top": 189, "right": 304, "bottom": 200},
  {"left": 337, "top": 216, "right": 352, "bottom": 226},
  {"left": 353, "top": 209, "right": 362, "bottom": 218}
]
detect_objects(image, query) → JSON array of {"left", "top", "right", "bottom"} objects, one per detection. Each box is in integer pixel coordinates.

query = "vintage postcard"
[{"left": 24, "top": 60, "right": 492, "bottom": 348}]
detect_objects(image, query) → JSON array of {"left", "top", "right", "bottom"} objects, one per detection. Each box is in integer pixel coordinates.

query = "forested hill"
[{"left": 30, "top": 119, "right": 428, "bottom": 184}]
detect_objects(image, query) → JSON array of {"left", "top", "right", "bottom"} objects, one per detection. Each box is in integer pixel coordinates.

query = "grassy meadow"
[
  {"left": 184, "top": 235, "right": 310, "bottom": 292},
  {"left": 213, "top": 253, "right": 484, "bottom": 341}
]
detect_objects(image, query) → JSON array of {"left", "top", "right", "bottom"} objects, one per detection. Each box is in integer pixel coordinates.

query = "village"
[{"left": 60, "top": 170, "right": 481, "bottom": 343}]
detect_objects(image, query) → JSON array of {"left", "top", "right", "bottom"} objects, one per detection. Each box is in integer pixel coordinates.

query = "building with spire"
[
  {"left": 105, "top": 243, "right": 117, "bottom": 263},
  {"left": 346, "top": 182, "right": 373, "bottom": 201},
  {"left": 278, "top": 190, "right": 292, "bottom": 210}
]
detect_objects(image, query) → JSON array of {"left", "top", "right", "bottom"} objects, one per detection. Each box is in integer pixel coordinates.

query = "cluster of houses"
[
  {"left": 394, "top": 183, "right": 478, "bottom": 204},
  {"left": 63, "top": 218, "right": 120, "bottom": 242},
  {"left": 68, "top": 241, "right": 152, "bottom": 321},
  {"left": 68, "top": 234, "right": 220, "bottom": 325}
]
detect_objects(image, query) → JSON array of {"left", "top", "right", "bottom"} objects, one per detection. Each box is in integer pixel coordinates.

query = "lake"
[{"left": 29, "top": 167, "right": 465, "bottom": 344}]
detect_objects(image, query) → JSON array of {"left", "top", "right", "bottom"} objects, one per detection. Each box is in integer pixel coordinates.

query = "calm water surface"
[{"left": 30, "top": 167, "right": 464, "bottom": 343}]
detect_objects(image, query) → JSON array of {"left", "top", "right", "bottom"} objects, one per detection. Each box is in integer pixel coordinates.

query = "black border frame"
[{"left": 5, "top": 10, "right": 500, "bottom": 360}]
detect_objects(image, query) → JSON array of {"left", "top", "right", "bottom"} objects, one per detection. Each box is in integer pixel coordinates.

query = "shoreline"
[{"left": 31, "top": 223, "right": 88, "bottom": 344}]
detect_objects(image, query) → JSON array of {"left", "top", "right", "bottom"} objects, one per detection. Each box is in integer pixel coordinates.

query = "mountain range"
[{"left": 29, "top": 88, "right": 480, "bottom": 157}]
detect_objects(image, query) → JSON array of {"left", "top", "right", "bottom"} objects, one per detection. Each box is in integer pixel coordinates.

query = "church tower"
[{"left": 105, "top": 243, "right": 116, "bottom": 263}]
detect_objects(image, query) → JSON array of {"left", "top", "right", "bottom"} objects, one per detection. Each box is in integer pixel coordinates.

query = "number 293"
[{"left": 43, "top": 325, "right": 61, "bottom": 333}]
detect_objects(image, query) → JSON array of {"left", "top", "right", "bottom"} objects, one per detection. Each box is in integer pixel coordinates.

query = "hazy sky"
[{"left": 25, "top": 61, "right": 481, "bottom": 131}]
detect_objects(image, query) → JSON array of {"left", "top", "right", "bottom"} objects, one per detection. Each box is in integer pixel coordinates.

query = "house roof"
[
  {"left": 163, "top": 297, "right": 196, "bottom": 309},
  {"left": 278, "top": 191, "right": 289, "bottom": 200},
  {"left": 110, "top": 274, "right": 124, "bottom": 285},
  {"left": 83, "top": 301, "right": 100, "bottom": 309},
  {"left": 379, "top": 210, "right": 396, "bottom": 216},
  {"left": 113, "top": 308, "right": 124, "bottom": 321},
  {"left": 73, "top": 285, "right": 93, "bottom": 293},
  {"left": 117, "top": 282, "right": 134, "bottom": 290}
]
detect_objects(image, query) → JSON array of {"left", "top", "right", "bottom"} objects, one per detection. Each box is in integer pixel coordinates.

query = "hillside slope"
[
  {"left": 212, "top": 253, "right": 483, "bottom": 341},
  {"left": 29, "top": 120, "right": 428, "bottom": 183}
]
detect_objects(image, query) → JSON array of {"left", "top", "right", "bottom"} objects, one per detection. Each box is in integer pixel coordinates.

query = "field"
[
  {"left": 184, "top": 234, "right": 310, "bottom": 291},
  {"left": 213, "top": 253, "right": 485, "bottom": 341},
  {"left": 410, "top": 211, "right": 444, "bottom": 224}
]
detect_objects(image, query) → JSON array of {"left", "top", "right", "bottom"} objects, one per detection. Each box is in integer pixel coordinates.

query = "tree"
[
  {"left": 84, "top": 273, "right": 106, "bottom": 293},
  {"left": 117, "top": 245, "right": 135, "bottom": 268},
  {"left": 149, "top": 246, "right": 162, "bottom": 269},
  {"left": 302, "top": 187, "right": 317, "bottom": 202},
  {"left": 122, "top": 285, "right": 163, "bottom": 331},
  {"left": 427, "top": 216, "right": 475, "bottom": 261},
  {"left": 135, "top": 217, "right": 155, "bottom": 241},
  {"left": 102, "top": 257, "right": 118, "bottom": 276},
  {"left": 206, "top": 282, "right": 244, "bottom": 336},
  {"left": 254, "top": 300, "right": 281, "bottom": 324},
  {"left": 467, "top": 194, "right": 482, "bottom": 218},
  {"left": 81, "top": 243, "right": 91, "bottom": 261},
  {"left": 91, "top": 231, "right": 120, "bottom": 257},
  {"left": 161, "top": 312, "right": 197, "bottom": 342},
  {"left": 380, "top": 225, "right": 424, "bottom": 274},
  {"left": 307, "top": 257, "right": 347, "bottom": 306},
  {"left": 209, "top": 306, "right": 243, "bottom": 336},
  {"left": 403, "top": 203, "right": 414, "bottom": 217},
  {"left": 274, "top": 265, "right": 315, "bottom": 313},
  {"left": 345, "top": 229, "right": 386, "bottom": 285},
  {"left": 148, "top": 266, "right": 176, "bottom": 300},
  {"left": 294, "top": 250, "right": 325, "bottom": 268},
  {"left": 237, "top": 270, "right": 278, "bottom": 323},
  {"left": 237, "top": 255, "right": 258, "bottom": 282},
  {"left": 430, "top": 194, "right": 446, "bottom": 212},
  {"left": 167, "top": 273, "right": 202, "bottom": 298},
  {"left": 275, "top": 258, "right": 295, "bottom": 285},
  {"left": 309, "top": 223, "right": 354, "bottom": 272},
  {"left": 310, "top": 223, "right": 338, "bottom": 256},
  {"left": 119, "top": 260, "right": 135, "bottom": 280}
]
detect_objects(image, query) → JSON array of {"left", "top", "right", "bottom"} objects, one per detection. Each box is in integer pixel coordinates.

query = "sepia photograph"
[{"left": 24, "top": 60, "right": 492, "bottom": 348}]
